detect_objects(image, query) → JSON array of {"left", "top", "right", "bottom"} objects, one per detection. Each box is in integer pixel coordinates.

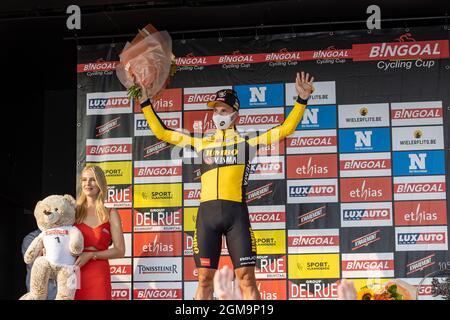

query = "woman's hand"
[
  {"left": 295, "top": 71, "right": 315, "bottom": 101},
  {"left": 75, "top": 252, "right": 94, "bottom": 268}
]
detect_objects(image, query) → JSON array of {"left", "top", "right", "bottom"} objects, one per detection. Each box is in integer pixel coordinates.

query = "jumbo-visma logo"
[
  {"left": 86, "top": 161, "right": 132, "bottom": 185},
  {"left": 134, "top": 184, "right": 182, "bottom": 208},
  {"left": 253, "top": 230, "right": 286, "bottom": 254},
  {"left": 86, "top": 91, "right": 132, "bottom": 115}
]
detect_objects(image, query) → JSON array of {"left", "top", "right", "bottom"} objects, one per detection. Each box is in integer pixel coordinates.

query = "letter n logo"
[
  {"left": 301, "top": 108, "right": 319, "bottom": 125},
  {"left": 354, "top": 131, "right": 372, "bottom": 147},
  {"left": 249, "top": 87, "right": 267, "bottom": 103},
  {"left": 409, "top": 153, "right": 426, "bottom": 170}
]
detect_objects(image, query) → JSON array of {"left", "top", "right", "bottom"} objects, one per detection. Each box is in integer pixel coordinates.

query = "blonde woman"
[{"left": 74, "top": 165, "right": 125, "bottom": 300}]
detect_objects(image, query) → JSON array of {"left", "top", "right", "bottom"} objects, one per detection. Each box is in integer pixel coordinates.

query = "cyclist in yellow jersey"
[{"left": 140, "top": 71, "right": 314, "bottom": 300}]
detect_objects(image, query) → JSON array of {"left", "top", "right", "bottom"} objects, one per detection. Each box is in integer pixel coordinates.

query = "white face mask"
[{"left": 213, "top": 112, "right": 237, "bottom": 130}]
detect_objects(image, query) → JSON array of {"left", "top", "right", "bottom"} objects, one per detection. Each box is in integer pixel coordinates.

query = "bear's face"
[{"left": 34, "top": 195, "right": 77, "bottom": 230}]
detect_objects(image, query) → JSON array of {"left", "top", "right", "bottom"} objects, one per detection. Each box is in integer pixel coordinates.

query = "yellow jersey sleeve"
[
  {"left": 247, "top": 98, "right": 308, "bottom": 147},
  {"left": 141, "top": 100, "right": 202, "bottom": 149}
]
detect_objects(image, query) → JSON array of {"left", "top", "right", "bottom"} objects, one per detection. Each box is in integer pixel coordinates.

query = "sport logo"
[
  {"left": 393, "top": 176, "right": 446, "bottom": 200},
  {"left": 86, "top": 138, "right": 132, "bottom": 162},
  {"left": 391, "top": 101, "right": 443, "bottom": 126},
  {"left": 341, "top": 253, "right": 394, "bottom": 278},
  {"left": 298, "top": 206, "right": 327, "bottom": 226},
  {"left": 395, "top": 226, "right": 448, "bottom": 251},
  {"left": 351, "top": 229, "right": 381, "bottom": 250},
  {"left": 246, "top": 183, "right": 274, "bottom": 203},
  {"left": 288, "top": 229, "right": 339, "bottom": 253},
  {"left": 340, "top": 177, "right": 391, "bottom": 202},
  {"left": 341, "top": 202, "right": 393, "bottom": 227},
  {"left": 340, "top": 152, "right": 391, "bottom": 177},
  {"left": 286, "top": 130, "right": 337, "bottom": 154},
  {"left": 86, "top": 92, "right": 132, "bottom": 115},
  {"left": 394, "top": 200, "right": 447, "bottom": 226},
  {"left": 287, "top": 179, "right": 338, "bottom": 203},
  {"left": 406, "top": 253, "right": 436, "bottom": 275}
]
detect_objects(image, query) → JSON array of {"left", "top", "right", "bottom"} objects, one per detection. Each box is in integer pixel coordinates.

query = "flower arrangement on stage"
[
  {"left": 357, "top": 279, "right": 417, "bottom": 300},
  {"left": 116, "top": 23, "right": 177, "bottom": 101}
]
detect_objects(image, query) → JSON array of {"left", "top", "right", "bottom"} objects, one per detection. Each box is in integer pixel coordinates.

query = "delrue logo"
[
  {"left": 341, "top": 202, "right": 393, "bottom": 228},
  {"left": 298, "top": 206, "right": 327, "bottom": 226},
  {"left": 106, "top": 185, "right": 132, "bottom": 208},
  {"left": 134, "top": 208, "right": 182, "bottom": 232},
  {"left": 246, "top": 183, "right": 273, "bottom": 203},
  {"left": 396, "top": 226, "right": 448, "bottom": 251},
  {"left": 289, "top": 280, "right": 339, "bottom": 300},
  {"left": 341, "top": 253, "right": 394, "bottom": 278},
  {"left": 406, "top": 253, "right": 436, "bottom": 275},
  {"left": 86, "top": 92, "right": 132, "bottom": 115},
  {"left": 286, "top": 130, "right": 337, "bottom": 154},
  {"left": 351, "top": 229, "right": 381, "bottom": 250},
  {"left": 288, "top": 229, "right": 340, "bottom": 254},
  {"left": 255, "top": 255, "right": 286, "bottom": 279},
  {"left": 96, "top": 117, "right": 121, "bottom": 137},
  {"left": 394, "top": 200, "right": 447, "bottom": 226}
]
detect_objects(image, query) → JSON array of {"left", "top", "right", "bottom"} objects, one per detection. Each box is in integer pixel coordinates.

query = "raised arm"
[
  {"left": 247, "top": 71, "right": 314, "bottom": 146},
  {"left": 140, "top": 99, "right": 201, "bottom": 149}
]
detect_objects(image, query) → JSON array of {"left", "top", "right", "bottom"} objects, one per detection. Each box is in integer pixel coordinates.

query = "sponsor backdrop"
[{"left": 77, "top": 26, "right": 450, "bottom": 300}]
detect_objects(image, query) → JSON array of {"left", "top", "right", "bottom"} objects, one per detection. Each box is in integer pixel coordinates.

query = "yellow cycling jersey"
[{"left": 141, "top": 98, "right": 308, "bottom": 203}]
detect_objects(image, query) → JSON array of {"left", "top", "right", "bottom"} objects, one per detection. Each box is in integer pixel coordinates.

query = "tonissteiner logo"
[
  {"left": 394, "top": 200, "right": 447, "bottom": 226},
  {"left": 133, "top": 257, "right": 182, "bottom": 281},
  {"left": 341, "top": 202, "right": 393, "bottom": 227},
  {"left": 406, "top": 253, "right": 436, "bottom": 276},
  {"left": 86, "top": 91, "right": 132, "bottom": 115},
  {"left": 341, "top": 253, "right": 394, "bottom": 278},
  {"left": 395, "top": 226, "right": 448, "bottom": 251},
  {"left": 288, "top": 229, "right": 340, "bottom": 253}
]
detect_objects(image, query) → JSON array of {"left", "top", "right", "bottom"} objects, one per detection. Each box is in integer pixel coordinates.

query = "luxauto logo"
[
  {"left": 134, "top": 113, "right": 181, "bottom": 136},
  {"left": 249, "top": 156, "right": 284, "bottom": 180},
  {"left": 86, "top": 92, "right": 132, "bottom": 115},
  {"left": 395, "top": 226, "right": 448, "bottom": 251},
  {"left": 288, "top": 179, "right": 338, "bottom": 203},
  {"left": 341, "top": 202, "right": 392, "bottom": 227},
  {"left": 111, "top": 288, "right": 130, "bottom": 300}
]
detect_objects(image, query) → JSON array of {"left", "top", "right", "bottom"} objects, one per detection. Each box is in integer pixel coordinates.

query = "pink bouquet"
[{"left": 116, "top": 24, "right": 177, "bottom": 101}]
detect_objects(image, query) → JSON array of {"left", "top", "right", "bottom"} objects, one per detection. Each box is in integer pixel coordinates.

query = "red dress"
[{"left": 74, "top": 221, "right": 112, "bottom": 300}]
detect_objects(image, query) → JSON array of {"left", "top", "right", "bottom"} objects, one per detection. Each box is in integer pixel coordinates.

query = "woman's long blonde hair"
[{"left": 76, "top": 165, "right": 110, "bottom": 224}]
